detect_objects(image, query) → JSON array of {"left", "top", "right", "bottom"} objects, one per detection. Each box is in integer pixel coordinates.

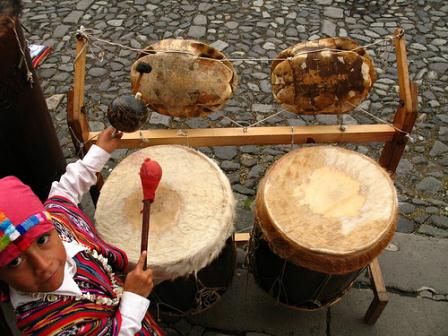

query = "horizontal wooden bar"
[{"left": 88, "top": 124, "right": 396, "bottom": 148}]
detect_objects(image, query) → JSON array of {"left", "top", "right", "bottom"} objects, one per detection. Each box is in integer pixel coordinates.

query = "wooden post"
[
  {"left": 67, "top": 34, "right": 104, "bottom": 204},
  {"left": 68, "top": 34, "right": 90, "bottom": 143},
  {"left": 379, "top": 29, "right": 418, "bottom": 174},
  {"left": 370, "top": 29, "right": 417, "bottom": 323},
  {"left": 0, "top": 9, "right": 66, "bottom": 201},
  {"left": 364, "top": 258, "right": 389, "bottom": 324}
]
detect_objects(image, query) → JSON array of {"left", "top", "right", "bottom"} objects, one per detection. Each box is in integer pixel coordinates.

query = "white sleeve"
[
  {"left": 48, "top": 145, "right": 110, "bottom": 204},
  {"left": 118, "top": 291, "right": 151, "bottom": 336}
]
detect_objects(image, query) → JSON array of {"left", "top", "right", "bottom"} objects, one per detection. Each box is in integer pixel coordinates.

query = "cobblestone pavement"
[{"left": 18, "top": 0, "right": 448, "bottom": 335}]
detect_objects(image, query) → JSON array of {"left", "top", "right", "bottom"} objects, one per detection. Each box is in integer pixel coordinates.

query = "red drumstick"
[{"left": 139, "top": 158, "right": 162, "bottom": 269}]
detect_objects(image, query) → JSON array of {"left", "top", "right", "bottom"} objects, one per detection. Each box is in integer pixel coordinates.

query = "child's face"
[{"left": 0, "top": 229, "right": 66, "bottom": 293}]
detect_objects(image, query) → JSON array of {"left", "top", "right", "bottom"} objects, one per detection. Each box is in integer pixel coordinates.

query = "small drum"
[
  {"left": 249, "top": 146, "right": 397, "bottom": 310},
  {"left": 95, "top": 145, "right": 236, "bottom": 315}
]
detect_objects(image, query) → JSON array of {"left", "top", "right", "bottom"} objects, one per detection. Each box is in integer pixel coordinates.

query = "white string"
[
  {"left": 74, "top": 32, "right": 105, "bottom": 63},
  {"left": 72, "top": 27, "right": 410, "bottom": 141},
  {"left": 347, "top": 102, "right": 410, "bottom": 136},
  {"left": 75, "top": 26, "right": 396, "bottom": 64},
  {"left": 378, "top": 38, "right": 393, "bottom": 72},
  {"left": 290, "top": 126, "right": 295, "bottom": 150},
  {"left": 248, "top": 111, "right": 282, "bottom": 127},
  {"left": 68, "top": 126, "right": 101, "bottom": 157},
  {"left": 221, "top": 116, "right": 246, "bottom": 128},
  {"left": 219, "top": 111, "right": 283, "bottom": 131}
]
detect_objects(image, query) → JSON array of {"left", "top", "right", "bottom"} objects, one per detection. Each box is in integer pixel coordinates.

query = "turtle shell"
[
  {"left": 271, "top": 37, "right": 376, "bottom": 114},
  {"left": 131, "top": 39, "right": 238, "bottom": 118}
]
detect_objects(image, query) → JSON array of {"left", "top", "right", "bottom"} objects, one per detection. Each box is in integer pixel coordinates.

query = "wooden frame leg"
[{"left": 364, "top": 258, "right": 389, "bottom": 324}]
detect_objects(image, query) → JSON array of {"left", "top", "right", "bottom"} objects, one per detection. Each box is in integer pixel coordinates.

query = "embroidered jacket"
[{"left": 4, "top": 195, "right": 164, "bottom": 336}]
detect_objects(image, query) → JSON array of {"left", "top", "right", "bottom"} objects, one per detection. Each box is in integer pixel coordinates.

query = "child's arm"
[{"left": 48, "top": 127, "right": 123, "bottom": 204}]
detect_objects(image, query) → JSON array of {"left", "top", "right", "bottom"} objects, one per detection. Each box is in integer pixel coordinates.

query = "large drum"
[
  {"left": 249, "top": 146, "right": 397, "bottom": 310},
  {"left": 95, "top": 145, "right": 236, "bottom": 315}
]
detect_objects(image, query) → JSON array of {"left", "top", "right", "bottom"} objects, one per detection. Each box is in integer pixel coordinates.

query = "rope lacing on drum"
[
  {"left": 246, "top": 224, "right": 260, "bottom": 274},
  {"left": 150, "top": 291, "right": 187, "bottom": 320},
  {"left": 248, "top": 224, "right": 288, "bottom": 305},
  {"left": 150, "top": 277, "right": 226, "bottom": 318},
  {"left": 269, "top": 260, "right": 290, "bottom": 305},
  {"left": 308, "top": 274, "right": 332, "bottom": 309},
  {"left": 190, "top": 277, "right": 226, "bottom": 314}
]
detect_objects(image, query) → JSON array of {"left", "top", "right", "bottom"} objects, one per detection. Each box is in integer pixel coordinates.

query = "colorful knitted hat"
[{"left": 0, "top": 176, "right": 54, "bottom": 267}]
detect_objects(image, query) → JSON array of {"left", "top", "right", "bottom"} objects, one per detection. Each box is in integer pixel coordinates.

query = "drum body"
[
  {"left": 95, "top": 145, "right": 236, "bottom": 315},
  {"left": 249, "top": 226, "right": 363, "bottom": 310},
  {"left": 151, "top": 236, "right": 235, "bottom": 316},
  {"left": 250, "top": 146, "right": 397, "bottom": 310}
]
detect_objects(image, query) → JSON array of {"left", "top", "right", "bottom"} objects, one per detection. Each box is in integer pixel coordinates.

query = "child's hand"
[
  {"left": 96, "top": 127, "right": 123, "bottom": 154},
  {"left": 123, "top": 251, "right": 154, "bottom": 298}
]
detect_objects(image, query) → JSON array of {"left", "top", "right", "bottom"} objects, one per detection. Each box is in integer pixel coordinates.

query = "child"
[{"left": 0, "top": 127, "right": 164, "bottom": 335}]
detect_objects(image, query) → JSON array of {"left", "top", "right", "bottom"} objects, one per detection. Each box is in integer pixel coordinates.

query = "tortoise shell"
[
  {"left": 131, "top": 39, "right": 238, "bottom": 118},
  {"left": 271, "top": 37, "right": 376, "bottom": 114}
]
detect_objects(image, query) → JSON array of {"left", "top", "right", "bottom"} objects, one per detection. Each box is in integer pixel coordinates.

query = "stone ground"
[{"left": 10, "top": 0, "right": 448, "bottom": 335}]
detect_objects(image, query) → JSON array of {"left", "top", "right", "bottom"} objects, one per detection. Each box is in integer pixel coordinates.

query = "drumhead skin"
[
  {"left": 271, "top": 37, "right": 376, "bottom": 114},
  {"left": 256, "top": 146, "right": 397, "bottom": 274},
  {"left": 130, "top": 39, "right": 238, "bottom": 118},
  {"left": 95, "top": 145, "right": 235, "bottom": 282}
]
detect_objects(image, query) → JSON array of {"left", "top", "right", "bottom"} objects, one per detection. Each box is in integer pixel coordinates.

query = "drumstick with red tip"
[{"left": 139, "top": 158, "right": 162, "bottom": 269}]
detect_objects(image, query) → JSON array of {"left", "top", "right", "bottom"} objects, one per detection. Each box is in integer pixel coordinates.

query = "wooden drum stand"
[{"left": 67, "top": 28, "right": 418, "bottom": 325}]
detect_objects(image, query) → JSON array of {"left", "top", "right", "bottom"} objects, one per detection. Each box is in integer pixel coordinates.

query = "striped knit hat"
[{"left": 0, "top": 176, "right": 54, "bottom": 267}]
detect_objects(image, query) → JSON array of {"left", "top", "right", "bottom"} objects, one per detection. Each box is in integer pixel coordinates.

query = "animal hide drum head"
[
  {"left": 95, "top": 145, "right": 236, "bottom": 282},
  {"left": 256, "top": 146, "right": 397, "bottom": 274},
  {"left": 130, "top": 39, "right": 238, "bottom": 118},
  {"left": 271, "top": 37, "right": 376, "bottom": 115}
]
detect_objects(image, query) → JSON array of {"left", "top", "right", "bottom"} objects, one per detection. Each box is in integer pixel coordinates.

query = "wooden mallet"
[
  {"left": 132, "top": 61, "right": 152, "bottom": 94},
  {"left": 139, "top": 158, "right": 162, "bottom": 269}
]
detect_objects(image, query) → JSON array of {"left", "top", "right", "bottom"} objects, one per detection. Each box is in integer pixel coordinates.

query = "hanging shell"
[
  {"left": 271, "top": 37, "right": 376, "bottom": 114},
  {"left": 130, "top": 39, "right": 238, "bottom": 118}
]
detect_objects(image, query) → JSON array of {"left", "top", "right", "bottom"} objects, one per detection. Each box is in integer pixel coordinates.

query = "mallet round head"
[
  {"left": 107, "top": 94, "right": 148, "bottom": 133},
  {"left": 139, "top": 158, "right": 162, "bottom": 202}
]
